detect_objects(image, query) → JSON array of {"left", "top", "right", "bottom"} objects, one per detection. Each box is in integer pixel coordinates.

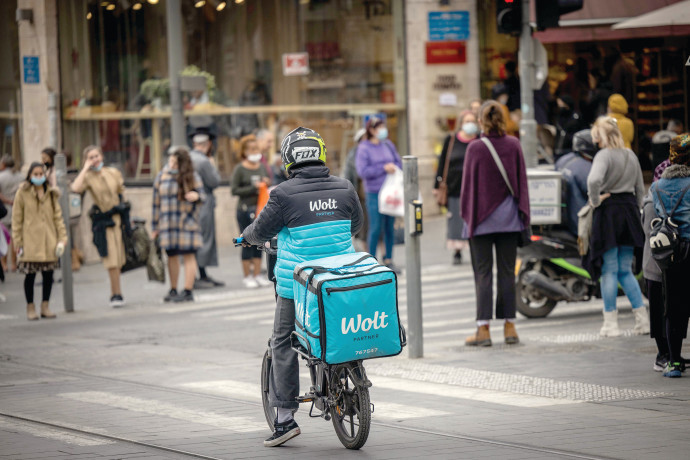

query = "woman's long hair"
[
  {"left": 25, "top": 162, "right": 48, "bottom": 191},
  {"left": 479, "top": 100, "right": 506, "bottom": 136},
  {"left": 172, "top": 147, "right": 195, "bottom": 201},
  {"left": 591, "top": 116, "right": 625, "bottom": 150},
  {"left": 239, "top": 134, "right": 257, "bottom": 160}
]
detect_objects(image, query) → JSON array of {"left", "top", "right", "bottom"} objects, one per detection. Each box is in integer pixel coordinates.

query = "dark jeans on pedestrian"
[
  {"left": 646, "top": 279, "right": 669, "bottom": 355},
  {"left": 365, "top": 192, "right": 394, "bottom": 260},
  {"left": 269, "top": 295, "right": 300, "bottom": 409},
  {"left": 662, "top": 257, "right": 690, "bottom": 364},
  {"left": 469, "top": 232, "right": 519, "bottom": 321},
  {"left": 236, "top": 207, "right": 261, "bottom": 260},
  {"left": 24, "top": 270, "right": 54, "bottom": 304}
]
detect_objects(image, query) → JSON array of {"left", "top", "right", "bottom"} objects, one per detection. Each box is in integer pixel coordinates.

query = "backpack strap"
[
  {"left": 481, "top": 137, "right": 515, "bottom": 197},
  {"left": 655, "top": 183, "right": 690, "bottom": 219},
  {"left": 669, "top": 183, "right": 690, "bottom": 217}
]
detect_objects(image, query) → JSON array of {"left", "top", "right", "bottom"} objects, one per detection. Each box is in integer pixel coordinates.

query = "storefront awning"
[
  {"left": 612, "top": 0, "right": 690, "bottom": 29},
  {"left": 533, "top": 0, "right": 690, "bottom": 43}
]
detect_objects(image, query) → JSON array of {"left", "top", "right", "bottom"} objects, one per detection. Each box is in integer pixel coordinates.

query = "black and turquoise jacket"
[{"left": 242, "top": 165, "right": 364, "bottom": 299}]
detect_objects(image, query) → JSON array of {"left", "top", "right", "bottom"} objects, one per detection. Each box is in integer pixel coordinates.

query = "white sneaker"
[
  {"left": 243, "top": 277, "right": 259, "bottom": 289},
  {"left": 633, "top": 306, "right": 651, "bottom": 335},
  {"left": 255, "top": 276, "right": 272, "bottom": 287},
  {"left": 600, "top": 310, "right": 621, "bottom": 337}
]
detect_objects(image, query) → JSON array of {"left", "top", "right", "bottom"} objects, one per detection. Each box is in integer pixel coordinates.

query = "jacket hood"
[
  {"left": 608, "top": 94, "right": 628, "bottom": 114},
  {"left": 19, "top": 181, "right": 61, "bottom": 197},
  {"left": 288, "top": 164, "right": 330, "bottom": 179},
  {"left": 660, "top": 164, "right": 690, "bottom": 179}
]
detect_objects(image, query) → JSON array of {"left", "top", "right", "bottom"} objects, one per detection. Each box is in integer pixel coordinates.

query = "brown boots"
[
  {"left": 27, "top": 302, "right": 56, "bottom": 320},
  {"left": 40, "top": 301, "right": 56, "bottom": 319},
  {"left": 26, "top": 303, "right": 38, "bottom": 321},
  {"left": 465, "top": 323, "right": 520, "bottom": 346},
  {"left": 504, "top": 321, "right": 519, "bottom": 344},
  {"left": 465, "top": 325, "right": 492, "bottom": 347}
]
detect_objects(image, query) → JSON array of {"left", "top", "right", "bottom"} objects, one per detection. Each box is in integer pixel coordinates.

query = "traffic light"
[
  {"left": 496, "top": 0, "right": 522, "bottom": 36},
  {"left": 535, "top": 0, "right": 584, "bottom": 30}
]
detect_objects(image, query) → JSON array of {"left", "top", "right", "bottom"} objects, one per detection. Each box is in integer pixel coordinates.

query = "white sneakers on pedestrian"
[
  {"left": 243, "top": 276, "right": 259, "bottom": 289},
  {"left": 633, "top": 306, "right": 651, "bottom": 335},
  {"left": 255, "top": 276, "right": 272, "bottom": 287},
  {"left": 600, "top": 310, "right": 622, "bottom": 337}
]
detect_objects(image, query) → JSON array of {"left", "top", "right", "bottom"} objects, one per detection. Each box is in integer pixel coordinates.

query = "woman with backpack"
[
  {"left": 12, "top": 162, "right": 67, "bottom": 320},
  {"left": 650, "top": 134, "right": 690, "bottom": 378},
  {"left": 586, "top": 116, "right": 647, "bottom": 337}
]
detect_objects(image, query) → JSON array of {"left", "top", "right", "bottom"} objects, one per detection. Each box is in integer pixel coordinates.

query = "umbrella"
[{"left": 612, "top": 0, "right": 690, "bottom": 29}]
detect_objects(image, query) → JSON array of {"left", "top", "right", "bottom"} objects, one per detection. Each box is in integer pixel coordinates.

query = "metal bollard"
[
  {"left": 403, "top": 156, "right": 423, "bottom": 359},
  {"left": 55, "top": 154, "right": 74, "bottom": 312}
]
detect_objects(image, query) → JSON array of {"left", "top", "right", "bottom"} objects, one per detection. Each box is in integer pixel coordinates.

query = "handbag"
[
  {"left": 436, "top": 134, "right": 456, "bottom": 207},
  {"left": 577, "top": 203, "right": 594, "bottom": 256},
  {"left": 146, "top": 236, "right": 166, "bottom": 283},
  {"left": 480, "top": 137, "right": 532, "bottom": 247}
]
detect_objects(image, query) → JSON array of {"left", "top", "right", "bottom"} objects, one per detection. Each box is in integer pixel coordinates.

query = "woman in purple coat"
[
  {"left": 355, "top": 116, "right": 402, "bottom": 270},
  {"left": 460, "top": 101, "right": 530, "bottom": 347}
]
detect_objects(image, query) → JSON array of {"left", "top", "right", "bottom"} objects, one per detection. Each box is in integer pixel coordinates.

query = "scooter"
[{"left": 515, "top": 227, "right": 645, "bottom": 318}]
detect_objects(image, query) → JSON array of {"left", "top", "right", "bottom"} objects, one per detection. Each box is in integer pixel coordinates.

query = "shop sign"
[
  {"left": 428, "top": 11, "right": 470, "bottom": 41},
  {"left": 426, "top": 42, "right": 466, "bottom": 65},
  {"left": 433, "top": 75, "right": 462, "bottom": 91},
  {"left": 23, "top": 56, "right": 40, "bottom": 84},
  {"left": 282, "top": 52, "right": 310, "bottom": 76}
]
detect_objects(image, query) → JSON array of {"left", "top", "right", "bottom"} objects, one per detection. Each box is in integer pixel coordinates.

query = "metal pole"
[
  {"left": 55, "top": 154, "right": 74, "bottom": 313},
  {"left": 403, "top": 156, "right": 422, "bottom": 359},
  {"left": 518, "top": 0, "right": 537, "bottom": 168},
  {"left": 166, "top": 0, "right": 185, "bottom": 148},
  {"left": 48, "top": 92, "right": 58, "bottom": 150}
]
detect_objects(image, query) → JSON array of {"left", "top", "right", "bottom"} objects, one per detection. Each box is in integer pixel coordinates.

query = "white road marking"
[
  {"left": 372, "top": 401, "right": 450, "bottom": 420},
  {"left": 58, "top": 391, "right": 265, "bottom": 433},
  {"left": 0, "top": 418, "right": 114, "bottom": 446},
  {"left": 0, "top": 314, "right": 17, "bottom": 320},
  {"left": 371, "top": 376, "right": 579, "bottom": 408},
  {"left": 180, "top": 380, "right": 261, "bottom": 401}
]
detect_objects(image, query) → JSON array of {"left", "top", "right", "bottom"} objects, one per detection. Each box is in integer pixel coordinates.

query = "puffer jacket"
[
  {"left": 11, "top": 182, "right": 68, "bottom": 263},
  {"left": 242, "top": 164, "right": 363, "bottom": 299},
  {"left": 651, "top": 164, "right": 690, "bottom": 240}
]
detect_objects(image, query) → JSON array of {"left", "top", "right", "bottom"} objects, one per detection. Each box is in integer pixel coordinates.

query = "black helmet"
[
  {"left": 572, "top": 129, "right": 596, "bottom": 159},
  {"left": 280, "top": 127, "right": 327, "bottom": 172}
]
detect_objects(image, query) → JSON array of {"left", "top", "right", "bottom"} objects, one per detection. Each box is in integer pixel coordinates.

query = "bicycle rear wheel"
[
  {"left": 330, "top": 363, "right": 371, "bottom": 450},
  {"left": 260, "top": 347, "right": 276, "bottom": 430}
]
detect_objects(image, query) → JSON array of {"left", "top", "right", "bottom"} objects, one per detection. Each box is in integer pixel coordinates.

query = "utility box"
[{"left": 527, "top": 168, "right": 563, "bottom": 225}]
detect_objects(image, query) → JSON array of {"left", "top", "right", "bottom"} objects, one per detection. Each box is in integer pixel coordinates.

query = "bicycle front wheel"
[
  {"left": 260, "top": 348, "right": 276, "bottom": 430},
  {"left": 330, "top": 363, "right": 371, "bottom": 450}
]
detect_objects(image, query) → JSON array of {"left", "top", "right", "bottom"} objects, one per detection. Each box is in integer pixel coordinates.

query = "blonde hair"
[{"left": 591, "top": 116, "right": 625, "bottom": 150}]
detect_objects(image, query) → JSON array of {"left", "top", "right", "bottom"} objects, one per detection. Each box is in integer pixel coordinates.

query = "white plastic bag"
[{"left": 378, "top": 167, "right": 405, "bottom": 217}]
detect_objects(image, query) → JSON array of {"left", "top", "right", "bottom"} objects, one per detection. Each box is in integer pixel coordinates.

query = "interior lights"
[
  {"left": 132, "top": 2, "right": 142, "bottom": 10},
  {"left": 106, "top": 3, "right": 116, "bottom": 10},
  {"left": 235, "top": 0, "right": 245, "bottom": 4},
  {"left": 195, "top": 0, "right": 206, "bottom": 7},
  {"left": 147, "top": 0, "right": 159, "bottom": 5},
  {"left": 86, "top": 11, "right": 93, "bottom": 19},
  {"left": 216, "top": 1, "right": 227, "bottom": 11}
]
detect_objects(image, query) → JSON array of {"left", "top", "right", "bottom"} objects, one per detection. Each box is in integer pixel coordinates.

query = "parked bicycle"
[{"left": 234, "top": 238, "right": 406, "bottom": 449}]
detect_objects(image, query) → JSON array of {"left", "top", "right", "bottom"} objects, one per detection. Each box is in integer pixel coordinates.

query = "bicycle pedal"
[{"left": 296, "top": 395, "right": 314, "bottom": 403}]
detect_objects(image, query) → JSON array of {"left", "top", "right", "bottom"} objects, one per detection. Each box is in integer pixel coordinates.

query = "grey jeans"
[{"left": 269, "top": 296, "right": 300, "bottom": 409}]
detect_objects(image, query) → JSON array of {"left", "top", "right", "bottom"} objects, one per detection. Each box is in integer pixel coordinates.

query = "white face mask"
[
  {"left": 462, "top": 122, "right": 479, "bottom": 136},
  {"left": 247, "top": 153, "right": 263, "bottom": 163}
]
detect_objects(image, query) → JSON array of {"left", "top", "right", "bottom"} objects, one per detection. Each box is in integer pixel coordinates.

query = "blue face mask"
[
  {"left": 91, "top": 161, "right": 104, "bottom": 172},
  {"left": 30, "top": 176, "right": 46, "bottom": 186},
  {"left": 376, "top": 127, "right": 388, "bottom": 140},
  {"left": 168, "top": 168, "right": 179, "bottom": 175},
  {"left": 462, "top": 122, "right": 479, "bottom": 136}
]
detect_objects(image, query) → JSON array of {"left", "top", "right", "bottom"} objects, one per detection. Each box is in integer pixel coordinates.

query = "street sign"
[
  {"left": 428, "top": 11, "right": 470, "bottom": 41},
  {"left": 23, "top": 56, "right": 39, "bottom": 84},
  {"left": 282, "top": 52, "right": 310, "bottom": 76},
  {"left": 425, "top": 41, "right": 467, "bottom": 65}
]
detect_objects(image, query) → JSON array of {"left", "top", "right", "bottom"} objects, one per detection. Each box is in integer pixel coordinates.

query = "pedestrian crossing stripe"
[{"left": 0, "top": 417, "right": 114, "bottom": 446}]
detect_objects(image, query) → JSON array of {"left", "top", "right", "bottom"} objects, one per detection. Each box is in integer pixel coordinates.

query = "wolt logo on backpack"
[{"left": 309, "top": 199, "right": 338, "bottom": 212}]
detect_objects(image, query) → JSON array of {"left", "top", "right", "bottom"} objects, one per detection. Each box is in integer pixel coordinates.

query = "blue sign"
[
  {"left": 428, "top": 11, "right": 470, "bottom": 41},
  {"left": 23, "top": 56, "right": 40, "bottom": 84}
]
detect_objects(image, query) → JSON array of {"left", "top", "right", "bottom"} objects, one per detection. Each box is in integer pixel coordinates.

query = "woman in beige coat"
[
  {"left": 12, "top": 162, "right": 68, "bottom": 320},
  {"left": 71, "top": 145, "right": 127, "bottom": 307}
]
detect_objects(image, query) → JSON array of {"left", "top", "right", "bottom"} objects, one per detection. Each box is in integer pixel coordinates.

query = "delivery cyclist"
[{"left": 241, "top": 127, "right": 363, "bottom": 447}]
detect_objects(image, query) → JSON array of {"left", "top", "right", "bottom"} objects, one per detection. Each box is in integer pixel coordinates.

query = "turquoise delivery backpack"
[{"left": 293, "top": 252, "right": 405, "bottom": 364}]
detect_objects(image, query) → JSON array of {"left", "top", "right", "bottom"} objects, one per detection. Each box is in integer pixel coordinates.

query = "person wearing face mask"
[
  {"left": 72, "top": 145, "right": 128, "bottom": 308},
  {"left": 41, "top": 147, "right": 58, "bottom": 187},
  {"left": 188, "top": 128, "right": 223, "bottom": 289},
  {"left": 231, "top": 135, "right": 272, "bottom": 288},
  {"left": 433, "top": 110, "right": 479, "bottom": 265},
  {"left": 355, "top": 115, "right": 402, "bottom": 272},
  {"left": 12, "top": 162, "right": 67, "bottom": 320}
]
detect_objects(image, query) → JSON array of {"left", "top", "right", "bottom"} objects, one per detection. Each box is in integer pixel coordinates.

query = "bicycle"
[{"left": 233, "top": 237, "right": 405, "bottom": 449}]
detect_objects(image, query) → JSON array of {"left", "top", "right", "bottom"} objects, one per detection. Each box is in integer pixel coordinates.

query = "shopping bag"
[
  {"left": 378, "top": 167, "right": 404, "bottom": 217},
  {"left": 121, "top": 220, "right": 150, "bottom": 273},
  {"left": 256, "top": 182, "right": 269, "bottom": 216},
  {"left": 146, "top": 237, "right": 166, "bottom": 283}
]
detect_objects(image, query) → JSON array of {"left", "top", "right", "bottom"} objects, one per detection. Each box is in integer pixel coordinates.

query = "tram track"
[{"left": 1, "top": 359, "right": 618, "bottom": 460}]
